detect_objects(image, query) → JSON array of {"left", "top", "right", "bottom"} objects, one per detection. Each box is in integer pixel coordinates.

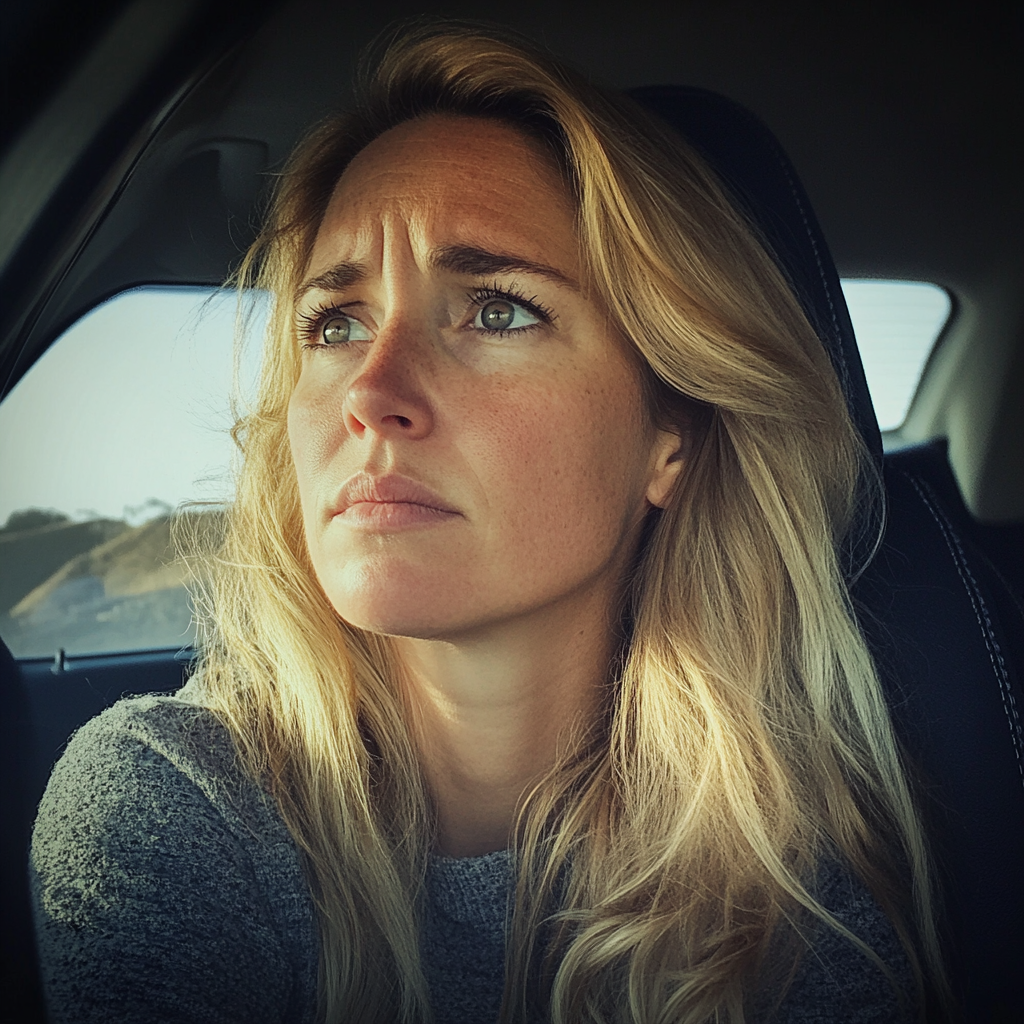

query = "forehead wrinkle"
[
  {"left": 302, "top": 119, "right": 582, "bottom": 298},
  {"left": 298, "top": 201, "right": 425, "bottom": 301}
]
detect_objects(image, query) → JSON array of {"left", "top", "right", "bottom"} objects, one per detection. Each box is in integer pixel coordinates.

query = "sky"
[
  {"left": 0, "top": 281, "right": 950, "bottom": 527},
  {"left": 0, "top": 288, "right": 265, "bottom": 525}
]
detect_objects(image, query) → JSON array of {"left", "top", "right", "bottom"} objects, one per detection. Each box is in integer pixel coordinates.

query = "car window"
[
  {"left": 0, "top": 287, "right": 265, "bottom": 658},
  {"left": 0, "top": 280, "right": 950, "bottom": 659},
  {"left": 841, "top": 279, "right": 952, "bottom": 433}
]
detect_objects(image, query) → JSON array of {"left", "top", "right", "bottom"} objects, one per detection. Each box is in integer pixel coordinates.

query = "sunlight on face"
[{"left": 287, "top": 115, "right": 680, "bottom": 640}]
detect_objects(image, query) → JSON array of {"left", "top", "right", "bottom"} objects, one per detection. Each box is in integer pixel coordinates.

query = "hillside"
[
  {"left": 2, "top": 509, "right": 226, "bottom": 658},
  {"left": 0, "top": 517, "right": 129, "bottom": 614}
]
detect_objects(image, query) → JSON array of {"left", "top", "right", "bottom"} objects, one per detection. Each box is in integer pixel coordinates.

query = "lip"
[{"left": 329, "top": 472, "right": 463, "bottom": 530}]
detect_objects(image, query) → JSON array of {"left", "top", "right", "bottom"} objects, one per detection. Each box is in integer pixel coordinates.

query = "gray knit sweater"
[{"left": 31, "top": 690, "right": 914, "bottom": 1023}]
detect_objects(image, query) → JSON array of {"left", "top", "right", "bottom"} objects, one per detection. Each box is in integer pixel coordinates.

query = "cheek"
[
  {"left": 286, "top": 377, "right": 348, "bottom": 544},
  {"left": 469, "top": 372, "right": 648, "bottom": 552},
  {"left": 288, "top": 377, "right": 341, "bottom": 482}
]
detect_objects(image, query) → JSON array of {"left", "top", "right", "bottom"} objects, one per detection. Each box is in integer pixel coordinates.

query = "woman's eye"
[
  {"left": 321, "top": 314, "right": 371, "bottom": 345},
  {"left": 474, "top": 298, "right": 541, "bottom": 333}
]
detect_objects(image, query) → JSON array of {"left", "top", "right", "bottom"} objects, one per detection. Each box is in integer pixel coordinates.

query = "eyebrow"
[
  {"left": 297, "top": 261, "right": 367, "bottom": 299},
  {"left": 296, "top": 243, "right": 577, "bottom": 300},
  {"left": 429, "top": 244, "right": 578, "bottom": 288}
]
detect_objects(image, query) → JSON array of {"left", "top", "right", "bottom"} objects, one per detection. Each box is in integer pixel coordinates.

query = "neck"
[{"left": 394, "top": 586, "right": 619, "bottom": 858}]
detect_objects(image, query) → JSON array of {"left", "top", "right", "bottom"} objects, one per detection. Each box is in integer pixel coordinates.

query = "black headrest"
[{"left": 628, "top": 86, "right": 882, "bottom": 467}]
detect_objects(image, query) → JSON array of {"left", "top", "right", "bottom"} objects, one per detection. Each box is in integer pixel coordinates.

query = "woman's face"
[{"left": 288, "top": 114, "right": 681, "bottom": 639}]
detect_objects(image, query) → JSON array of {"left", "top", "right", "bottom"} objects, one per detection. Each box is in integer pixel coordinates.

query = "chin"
[
  {"left": 320, "top": 561, "right": 474, "bottom": 640},
  {"left": 334, "top": 599, "right": 450, "bottom": 639}
]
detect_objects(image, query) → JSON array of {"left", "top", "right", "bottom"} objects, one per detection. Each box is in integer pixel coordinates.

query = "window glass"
[
  {"left": 0, "top": 288, "right": 264, "bottom": 658},
  {"left": 841, "top": 279, "right": 952, "bottom": 432},
  {"left": 0, "top": 280, "right": 951, "bottom": 659}
]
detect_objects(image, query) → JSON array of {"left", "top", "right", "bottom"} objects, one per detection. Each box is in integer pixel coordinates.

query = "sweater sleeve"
[
  {"left": 766, "top": 860, "right": 917, "bottom": 1024},
  {"left": 30, "top": 696, "right": 317, "bottom": 1024}
]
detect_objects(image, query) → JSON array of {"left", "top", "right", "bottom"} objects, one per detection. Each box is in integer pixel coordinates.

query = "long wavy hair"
[{"left": 181, "top": 23, "right": 948, "bottom": 1024}]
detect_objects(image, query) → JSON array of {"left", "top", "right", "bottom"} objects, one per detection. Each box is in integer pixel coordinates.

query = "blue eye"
[{"left": 474, "top": 298, "right": 541, "bottom": 333}]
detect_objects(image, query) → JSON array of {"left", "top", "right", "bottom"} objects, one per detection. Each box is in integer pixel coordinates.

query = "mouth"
[{"left": 330, "top": 473, "right": 462, "bottom": 530}]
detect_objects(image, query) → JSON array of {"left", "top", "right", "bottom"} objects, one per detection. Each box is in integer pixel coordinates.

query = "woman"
[{"left": 31, "top": 24, "right": 949, "bottom": 1024}]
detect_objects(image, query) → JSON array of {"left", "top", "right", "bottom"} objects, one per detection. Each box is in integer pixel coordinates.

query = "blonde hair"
[{"left": 182, "top": 24, "right": 948, "bottom": 1023}]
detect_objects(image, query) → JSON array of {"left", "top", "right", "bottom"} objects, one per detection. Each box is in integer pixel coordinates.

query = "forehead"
[{"left": 309, "top": 115, "right": 577, "bottom": 272}]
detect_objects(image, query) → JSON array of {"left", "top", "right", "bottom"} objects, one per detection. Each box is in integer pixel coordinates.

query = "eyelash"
[
  {"left": 295, "top": 282, "right": 556, "bottom": 349},
  {"left": 296, "top": 304, "right": 349, "bottom": 350},
  {"left": 469, "top": 282, "right": 555, "bottom": 336}
]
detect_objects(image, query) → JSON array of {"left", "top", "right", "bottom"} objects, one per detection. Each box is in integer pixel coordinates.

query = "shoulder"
[
  {"left": 763, "top": 858, "right": 916, "bottom": 1024},
  {"left": 31, "top": 687, "right": 318, "bottom": 1024},
  {"left": 47, "top": 684, "right": 236, "bottom": 793},
  {"left": 35, "top": 688, "right": 271, "bottom": 857}
]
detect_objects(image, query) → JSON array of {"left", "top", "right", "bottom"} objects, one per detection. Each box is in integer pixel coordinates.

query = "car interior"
[{"left": 1, "top": 2, "right": 1021, "bottom": 1022}]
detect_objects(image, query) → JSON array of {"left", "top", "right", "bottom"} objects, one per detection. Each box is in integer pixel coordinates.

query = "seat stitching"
[
  {"left": 765, "top": 136, "right": 853, "bottom": 400},
  {"left": 903, "top": 471, "right": 1024, "bottom": 792}
]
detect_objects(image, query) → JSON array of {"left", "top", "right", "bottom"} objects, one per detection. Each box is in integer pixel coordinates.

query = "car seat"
[
  {"left": 629, "top": 85, "right": 1024, "bottom": 1023},
  {"left": 1, "top": 637, "right": 46, "bottom": 1021}
]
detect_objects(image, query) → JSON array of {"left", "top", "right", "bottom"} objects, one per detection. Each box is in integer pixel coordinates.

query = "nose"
[{"left": 342, "top": 320, "right": 434, "bottom": 441}]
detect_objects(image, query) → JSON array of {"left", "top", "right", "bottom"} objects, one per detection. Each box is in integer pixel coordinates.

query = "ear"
[{"left": 645, "top": 427, "right": 686, "bottom": 508}]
